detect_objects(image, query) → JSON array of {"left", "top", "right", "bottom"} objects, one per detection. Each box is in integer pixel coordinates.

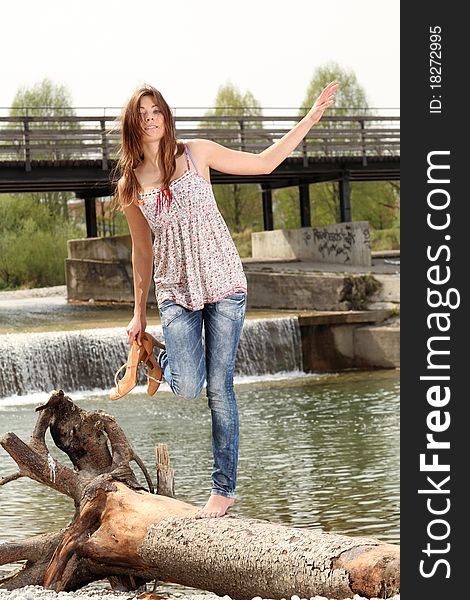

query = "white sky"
[{"left": 1, "top": 0, "right": 399, "bottom": 111}]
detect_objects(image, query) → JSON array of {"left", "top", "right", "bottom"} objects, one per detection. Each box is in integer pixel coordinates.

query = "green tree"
[
  {"left": 300, "top": 61, "right": 370, "bottom": 117},
  {"left": 200, "top": 82, "right": 263, "bottom": 235},
  {"left": 10, "top": 78, "right": 75, "bottom": 117},
  {"left": 0, "top": 195, "right": 83, "bottom": 290},
  {"left": 8, "top": 78, "right": 79, "bottom": 219},
  {"left": 274, "top": 63, "right": 400, "bottom": 245},
  {"left": 203, "top": 83, "right": 262, "bottom": 124}
]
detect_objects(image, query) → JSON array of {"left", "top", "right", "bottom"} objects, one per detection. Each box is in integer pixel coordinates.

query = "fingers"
[
  {"left": 326, "top": 80, "right": 340, "bottom": 92},
  {"left": 126, "top": 328, "right": 144, "bottom": 346},
  {"left": 133, "top": 333, "right": 143, "bottom": 346},
  {"left": 126, "top": 315, "right": 147, "bottom": 346},
  {"left": 314, "top": 98, "right": 335, "bottom": 114},
  {"left": 321, "top": 81, "right": 340, "bottom": 102}
]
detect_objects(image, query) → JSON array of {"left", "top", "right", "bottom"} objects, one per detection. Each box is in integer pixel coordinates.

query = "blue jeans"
[{"left": 157, "top": 291, "right": 247, "bottom": 499}]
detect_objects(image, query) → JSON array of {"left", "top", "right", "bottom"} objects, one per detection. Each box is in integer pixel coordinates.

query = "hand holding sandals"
[
  {"left": 125, "top": 313, "right": 147, "bottom": 346},
  {"left": 109, "top": 332, "right": 165, "bottom": 401}
]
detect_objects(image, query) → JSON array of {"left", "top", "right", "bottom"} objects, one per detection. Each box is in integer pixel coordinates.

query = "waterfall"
[
  {"left": 0, "top": 317, "right": 303, "bottom": 398},
  {"left": 236, "top": 317, "right": 303, "bottom": 376}
]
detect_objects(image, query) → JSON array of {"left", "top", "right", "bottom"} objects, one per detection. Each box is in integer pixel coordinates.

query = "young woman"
[{"left": 111, "top": 81, "right": 338, "bottom": 518}]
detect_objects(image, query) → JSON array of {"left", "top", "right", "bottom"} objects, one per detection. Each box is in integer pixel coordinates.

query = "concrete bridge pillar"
[
  {"left": 299, "top": 182, "right": 311, "bottom": 227},
  {"left": 339, "top": 172, "right": 352, "bottom": 222},
  {"left": 76, "top": 194, "right": 98, "bottom": 238},
  {"left": 261, "top": 184, "right": 273, "bottom": 231}
]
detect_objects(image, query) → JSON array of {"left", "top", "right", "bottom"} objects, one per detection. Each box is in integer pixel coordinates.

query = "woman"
[{"left": 111, "top": 81, "right": 338, "bottom": 519}]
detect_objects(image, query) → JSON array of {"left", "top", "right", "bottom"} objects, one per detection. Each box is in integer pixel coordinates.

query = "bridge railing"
[{"left": 0, "top": 115, "right": 399, "bottom": 171}]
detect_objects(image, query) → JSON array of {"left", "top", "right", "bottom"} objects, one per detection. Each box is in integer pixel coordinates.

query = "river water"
[
  {"left": 0, "top": 370, "right": 399, "bottom": 575},
  {"left": 0, "top": 292, "right": 399, "bottom": 579}
]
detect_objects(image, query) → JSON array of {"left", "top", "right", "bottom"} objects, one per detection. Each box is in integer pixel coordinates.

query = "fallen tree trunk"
[{"left": 0, "top": 390, "right": 400, "bottom": 599}]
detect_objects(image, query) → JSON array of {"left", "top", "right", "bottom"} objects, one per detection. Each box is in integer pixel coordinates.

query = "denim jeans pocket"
[
  {"left": 215, "top": 292, "right": 247, "bottom": 321},
  {"left": 159, "top": 301, "right": 185, "bottom": 327}
]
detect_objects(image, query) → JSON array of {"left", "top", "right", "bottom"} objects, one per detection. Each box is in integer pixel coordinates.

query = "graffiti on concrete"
[
  {"left": 297, "top": 222, "right": 371, "bottom": 265},
  {"left": 312, "top": 226, "right": 356, "bottom": 263}
]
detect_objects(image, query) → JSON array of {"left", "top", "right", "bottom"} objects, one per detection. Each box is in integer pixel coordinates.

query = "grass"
[
  {"left": 232, "top": 229, "right": 254, "bottom": 258},
  {"left": 370, "top": 227, "right": 400, "bottom": 251}
]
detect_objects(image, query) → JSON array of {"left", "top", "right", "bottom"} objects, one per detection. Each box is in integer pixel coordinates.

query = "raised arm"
[{"left": 195, "top": 81, "right": 339, "bottom": 176}]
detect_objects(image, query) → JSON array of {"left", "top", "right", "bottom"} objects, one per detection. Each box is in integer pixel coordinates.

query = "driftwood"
[{"left": 0, "top": 390, "right": 400, "bottom": 599}]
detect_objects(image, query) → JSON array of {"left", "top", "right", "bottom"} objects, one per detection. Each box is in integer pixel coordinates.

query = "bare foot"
[{"left": 194, "top": 494, "right": 235, "bottom": 518}]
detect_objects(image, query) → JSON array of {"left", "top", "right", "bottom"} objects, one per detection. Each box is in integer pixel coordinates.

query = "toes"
[
  {"left": 194, "top": 499, "right": 232, "bottom": 519},
  {"left": 194, "top": 509, "right": 223, "bottom": 519}
]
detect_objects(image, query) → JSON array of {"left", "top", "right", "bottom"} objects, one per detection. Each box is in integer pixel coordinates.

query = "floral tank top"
[{"left": 137, "top": 143, "right": 248, "bottom": 311}]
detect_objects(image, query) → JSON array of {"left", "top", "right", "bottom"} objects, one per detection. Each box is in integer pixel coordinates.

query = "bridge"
[{"left": 0, "top": 112, "right": 399, "bottom": 236}]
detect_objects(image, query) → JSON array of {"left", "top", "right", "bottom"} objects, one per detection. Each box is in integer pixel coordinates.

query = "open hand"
[{"left": 307, "top": 81, "right": 340, "bottom": 125}]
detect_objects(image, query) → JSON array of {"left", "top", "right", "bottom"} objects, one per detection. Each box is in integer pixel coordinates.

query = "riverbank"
[{"left": 0, "top": 285, "right": 67, "bottom": 300}]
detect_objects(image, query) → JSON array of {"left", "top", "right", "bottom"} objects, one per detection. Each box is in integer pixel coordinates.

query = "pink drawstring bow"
[{"left": 155, "top": 188, "right": 172, "bottom": 216}]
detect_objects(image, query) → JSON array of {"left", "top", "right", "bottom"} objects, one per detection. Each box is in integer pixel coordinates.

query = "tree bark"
[
  {"left": 0, "top": 390, "right": 400, "bottom": 599},
  {"left": 155, "top": 443, "right": 175, "bottom": 498}
]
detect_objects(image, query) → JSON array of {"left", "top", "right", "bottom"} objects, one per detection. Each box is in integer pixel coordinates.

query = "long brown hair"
[{"left": 110, "top": 84, "right": 184, "bottom": 210}]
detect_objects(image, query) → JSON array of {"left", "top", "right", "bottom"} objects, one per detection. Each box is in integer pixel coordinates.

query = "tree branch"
[
  {"left": 91, "top": 413, "right": 154, "bottom": 493},
  {"left": 0, "top": 432, "right": 81, "bottom": 500},
  {"left": 0, "top": 531, "right": 65, "bottom": 566},
  {"left": 0, "top": 471, "right": 23, "bottom": 486}
]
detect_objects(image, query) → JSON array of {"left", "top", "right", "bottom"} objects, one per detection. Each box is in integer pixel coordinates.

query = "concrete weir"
[
  {"left": 243, "top": 253, "right": 400, "bottom": 371},
  {"left": 297, "top": 310, "right": 399, "bottom": 371},
  {"left": 64, "top": 232, "right": 400, "bottom": 373}
]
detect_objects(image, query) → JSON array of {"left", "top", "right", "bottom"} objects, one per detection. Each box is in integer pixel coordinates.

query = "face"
[{"left": 138, "top": 95, "right": 165, "bottom": 140}]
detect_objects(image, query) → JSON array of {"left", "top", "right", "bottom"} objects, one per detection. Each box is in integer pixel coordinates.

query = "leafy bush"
[
  {"left": 370, "top": 227, "right": 400, "bottom": 251},
  {"left": 232, "top": 229, "right": 254, "bottom": 258},
  {"left": 0, "top": 195, "right": 84, "bottom": 290}
]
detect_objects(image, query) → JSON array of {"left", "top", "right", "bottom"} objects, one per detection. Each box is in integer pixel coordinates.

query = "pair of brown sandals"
[{"left": 109, "top": 332, "right": 165, "bottom": 401}]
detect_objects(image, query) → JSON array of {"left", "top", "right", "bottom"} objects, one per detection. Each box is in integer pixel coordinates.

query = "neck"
[{"left": 141, "top": 140, "right": 162, "bottom": 167}]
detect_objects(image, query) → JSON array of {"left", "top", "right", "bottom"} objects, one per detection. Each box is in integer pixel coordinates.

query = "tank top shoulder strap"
[{"left": 184, "top": 142, "right": 199, "bottom": 175}]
